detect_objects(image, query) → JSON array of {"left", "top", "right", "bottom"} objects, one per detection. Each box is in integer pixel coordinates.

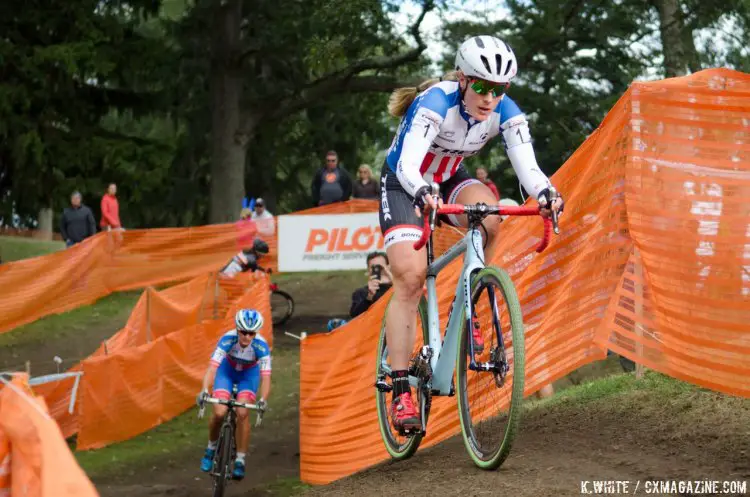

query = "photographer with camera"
[{"left": 350, "top": 252, "right": 393, "bottom": 318}]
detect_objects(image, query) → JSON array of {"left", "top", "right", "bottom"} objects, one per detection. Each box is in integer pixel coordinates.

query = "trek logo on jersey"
[
  {"left": 381, "top": 174, "right": 392, "bottom": 221},
  {"left": 429, "top": 143, "right": 481, "bottom": 158}
]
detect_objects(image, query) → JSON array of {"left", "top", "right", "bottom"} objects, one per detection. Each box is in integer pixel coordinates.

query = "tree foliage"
[
  {"left": 0, "top": 0, "right": 172, "bottom": 227},
  {"left": 1, "top": 0, "right": 746, "bottom": 228},
  {"left": 439, "top": 0, "right": 749, "bottom": 199}
]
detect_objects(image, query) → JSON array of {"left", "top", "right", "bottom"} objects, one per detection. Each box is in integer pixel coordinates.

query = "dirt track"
[{"left": 303, "top": 389, "right": 750, "bottom": 497}]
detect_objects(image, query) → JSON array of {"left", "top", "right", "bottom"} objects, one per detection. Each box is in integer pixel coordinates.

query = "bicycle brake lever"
[
  {"left": 429, "top": 182, "right": 440, "bottom": 231},
  {"left": 198, "top": 404, "right": 205, "bottom": 419},
  {"left": 548, "top": 187, "right": 560, "bottom": 235}
]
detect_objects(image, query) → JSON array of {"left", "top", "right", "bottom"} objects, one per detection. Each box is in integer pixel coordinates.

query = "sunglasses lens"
[{"left": 471, "top": 79, "right": 507, "bottom": 97}]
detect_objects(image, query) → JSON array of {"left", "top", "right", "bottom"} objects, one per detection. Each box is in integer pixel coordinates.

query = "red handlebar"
[{"left": 413, "top": 204, "right": 554, "bottom": 253}]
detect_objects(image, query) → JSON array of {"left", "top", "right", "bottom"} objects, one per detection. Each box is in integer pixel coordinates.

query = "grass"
[
  {"left": 76, "top": 345, "right": 301, "bottom": 482},
  {"left": 0, "top": 291, "right": 141, "bottom": 350},
  {"left": 256, "top": 477, "right": 312, "bottom": 496},
  {"left": 531, "top": 369, "right": 700, "bottom": 411},
  {"left": 0, "top": 235, "right": 64, "bottom": 262}
]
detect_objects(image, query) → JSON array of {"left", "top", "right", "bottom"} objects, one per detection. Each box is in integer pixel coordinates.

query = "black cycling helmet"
[{"left": 252, "top": 238, "right": 269, "bottom": 254}]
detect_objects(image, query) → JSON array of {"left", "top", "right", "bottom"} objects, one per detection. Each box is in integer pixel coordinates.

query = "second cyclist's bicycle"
[
  {"left": 375, "top": 184, "right": 559, "bottom": 470},
  {"left": 198, "top": 394, "right": 266, "bottom": 497}
]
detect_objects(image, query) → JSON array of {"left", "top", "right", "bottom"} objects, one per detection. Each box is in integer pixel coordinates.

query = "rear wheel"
[
  {"left": 456, "top": 266, "right": 525, "bottom": 470},
  {"left": 212, "top": 422, "right": 234, "bottom": 497},
  {"left": 271, "top": 290, "right": 294, "bottom": 326},
  {"left": 375, "top": 294, "right": 430, "bottom": 460}
]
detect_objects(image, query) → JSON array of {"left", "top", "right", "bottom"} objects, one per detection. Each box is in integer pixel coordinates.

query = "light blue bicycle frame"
[{"left": 381, "top": 223, "right": 488, "bottom": 396}]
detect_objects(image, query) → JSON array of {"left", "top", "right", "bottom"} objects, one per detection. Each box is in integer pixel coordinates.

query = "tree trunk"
[
  {"left": 652, "top": 0, "right": 691, "bottom": 77},
  {"left": 36, "top": 207, "right": 53, "bottom": 240},
  {"left": 208, "top": 0, "right": 246, "bottom": 224}
]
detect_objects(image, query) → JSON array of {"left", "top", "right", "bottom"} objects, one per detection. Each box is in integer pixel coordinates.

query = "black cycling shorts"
[{"left": 378, "top": 162, "right": 481, "bottom": 249}]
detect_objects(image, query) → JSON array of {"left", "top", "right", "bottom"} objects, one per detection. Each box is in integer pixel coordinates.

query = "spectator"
[
  {"left": 60, "top": 191, "right": 96, "bottom": 247},
  {"left": 475, "top": 167, "right": 500, "bottom": 200},
  {"left": 100, "top": 183, "right": 122, "bottom": 231},
  {"left": 311, "top": 150, "right": 352, "bottom": 206},
  {"left": 352, "top": 164, "right": 379, "bottom": 199},
  {"left": 251, "top": 198, "right": 275, "bottom": 236},
  {"left": 350, "top": 252, "right": 393, "bottom": 318}
]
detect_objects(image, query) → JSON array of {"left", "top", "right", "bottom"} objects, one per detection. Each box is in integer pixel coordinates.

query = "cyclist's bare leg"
[
  {"left": 209, "top": 404, "right": 228, "bottom": 442},
  {"left": 451, "top": 183, "right": 501, "bottom": 243},
  {"left": 235, "top": 407, "right": 250, "bottom": 454},
  {"left": 385, "top": 241, "right": 428, "bottom": 371}
]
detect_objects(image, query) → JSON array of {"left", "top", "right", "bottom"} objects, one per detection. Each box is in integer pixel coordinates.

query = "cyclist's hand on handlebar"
[
  {"left": 413, "top": 185, "right": 442, "bottom": 218},
  {"left": 257, "top": 398, "right": 267, "bottom": 412},
  {"left": 196, "top": 390, "right": 208, "bottom": 407},
  {"left": 538, "top": 188, "right": 564, "bottom": 219}
]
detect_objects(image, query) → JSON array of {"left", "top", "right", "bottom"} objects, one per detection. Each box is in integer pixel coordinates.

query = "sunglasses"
[
  {"left": 238, "top": 330, "right": 257, "bottom": 336},
  {"left": 469, "top": 78, "right": 509, "bottom": 98}
]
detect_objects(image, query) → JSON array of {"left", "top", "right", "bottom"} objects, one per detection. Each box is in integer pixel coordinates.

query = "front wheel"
[
  {"left": 212, "top": 422, "right": 234, "bottom": 497},
  {"left": 271, "top": 289, "right": 294, "bottom": 326},
  {"left": 456, "top": 266, "right": 525, "bottom": 470},
  {"left": 375, "top": 294, "right": 430, "bottom": 461}
]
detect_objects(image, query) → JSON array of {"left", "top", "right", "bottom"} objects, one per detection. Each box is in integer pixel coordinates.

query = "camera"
[{"left": 371, "top": 264, "right": 383, "bottom": 280}]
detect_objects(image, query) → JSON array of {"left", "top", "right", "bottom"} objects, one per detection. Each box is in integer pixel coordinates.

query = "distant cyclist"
[
  {"left": 220, "top": 238, "right": 270, "bottom": 278},
  {"left": 197, "top": 309, "right": 271, "bottom": 480},
  {"left": 379, "top": 36, "right": 564, "bottom": 433}
]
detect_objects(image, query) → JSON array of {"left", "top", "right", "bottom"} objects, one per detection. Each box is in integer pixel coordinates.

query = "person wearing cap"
[
  {"left": 251, "top": 198, "right": 275, "bottom": 236},
  {"left": 60, "top": 191, "right": 97, "bottom": 247}
]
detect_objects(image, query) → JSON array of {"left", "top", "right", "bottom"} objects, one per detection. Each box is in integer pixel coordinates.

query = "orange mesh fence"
[
  {"left": 594, "top": 69, "right": 750, "bottom": 392},
  {"left": 15, "top": 199, "right": 386, "bottom": 448},
  {"left": 76, "top": 275, "right": 270, "bottom": 449},
  {"left": 299, "top": 68, "right": 750, "bottom": 485},
  {"left": 0, "top": 373, "right": 98, "bottom": 497},
  {"left": 0, "top": 200, "right": 380, "bottom": 336},
  {"left": 34, "top": 271, "right": 271, "bottom": 446}
]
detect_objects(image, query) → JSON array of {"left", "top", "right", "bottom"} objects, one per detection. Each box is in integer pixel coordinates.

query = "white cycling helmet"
[
  {"left": 235, "top": 309, "right": 263, "bottom": 333},
  {"left": 455, "top": 36, "right": 518, "bottom": 84}
]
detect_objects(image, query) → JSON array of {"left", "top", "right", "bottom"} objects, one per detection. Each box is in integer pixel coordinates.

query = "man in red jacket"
[{"left": 100, "top": 183, "right": 122, "bottom": 231}]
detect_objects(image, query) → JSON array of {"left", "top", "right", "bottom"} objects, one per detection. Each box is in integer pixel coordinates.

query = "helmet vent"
[
  {"left": 474, "top": 36, "right": 485, "bottom": 49},
  {"left": 504, "top": 59, "right": 513, "bottom": 75},
  {"left": 495, "top": 54, "right": 503, "bottom": 75},
  {"left": 480, "top": 55, "right": 491, "bottom": 74}
]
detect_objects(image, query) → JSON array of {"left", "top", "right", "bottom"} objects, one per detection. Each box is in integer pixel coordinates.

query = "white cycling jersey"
[
  {"left": 210, "top": 330, "right": 272, "bottom": 374},
  {"left": 385, "top": 80, "right": 552, "bottom": 199}
]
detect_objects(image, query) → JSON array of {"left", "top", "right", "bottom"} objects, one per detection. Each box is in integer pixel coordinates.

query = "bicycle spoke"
[{"left": 457, "top": 267, "right": 525, "bottom": 470}]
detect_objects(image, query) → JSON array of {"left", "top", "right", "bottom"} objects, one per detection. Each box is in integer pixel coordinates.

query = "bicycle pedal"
[
  {"left": 398, "top": 426, "right": 423, "bottom": 437},
  {"left": 374, "top": 379, "right": 392, "bottom": 393}
]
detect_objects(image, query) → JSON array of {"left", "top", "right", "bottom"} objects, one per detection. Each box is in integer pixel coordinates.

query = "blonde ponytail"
[{"left": 387, "top": 71, "right": 460, "bottom": 118}]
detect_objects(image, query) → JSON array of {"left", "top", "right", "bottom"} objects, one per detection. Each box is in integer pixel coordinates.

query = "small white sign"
[{"left": 278, "top": 213, "right": 384, "bottom": 272}]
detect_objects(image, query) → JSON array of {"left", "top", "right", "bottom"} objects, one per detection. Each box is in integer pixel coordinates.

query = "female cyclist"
[{"left": 380, "top": 35, "right": 564, "bottom": 432}]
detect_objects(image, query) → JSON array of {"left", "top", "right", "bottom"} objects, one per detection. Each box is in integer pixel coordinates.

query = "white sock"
[
  {"left": 236, "top": 452, "right": 246, "bottom": 464},
  {"left": 207, "top": 440, "right": 217, "bottom": 450}
]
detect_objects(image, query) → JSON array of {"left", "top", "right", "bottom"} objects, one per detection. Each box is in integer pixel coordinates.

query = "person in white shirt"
[{"left": 251, "top": 198, "right": 275, "bottom": 236}]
